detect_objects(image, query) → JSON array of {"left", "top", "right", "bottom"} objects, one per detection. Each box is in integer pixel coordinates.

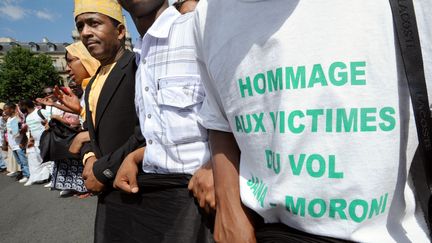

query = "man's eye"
[
  {"left": 90, "top": 21, "right": 100, "bottom": 27},
  {"left": 76, "top": 24, "right": 83, "bottom": 32}
]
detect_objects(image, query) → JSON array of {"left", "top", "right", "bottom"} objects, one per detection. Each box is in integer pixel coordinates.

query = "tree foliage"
[{"left": 0, "top": 47, "right": 60, "bottom": 103}]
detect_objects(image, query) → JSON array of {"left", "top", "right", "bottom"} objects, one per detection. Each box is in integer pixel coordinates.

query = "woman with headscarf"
[
  {"left": 37, "top": 41, "right": 99, "bottom": 119},
  {"left": 39, "top": 41, "right": 99, "bottom": 197}
]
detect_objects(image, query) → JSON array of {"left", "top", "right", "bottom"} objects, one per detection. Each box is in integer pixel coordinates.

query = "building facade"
[
  {"left": 0, "top": 37, "right": 69, "bottom": 83},
  {"left": 0, "top": 17, "right": 133, "bottom": 84}
]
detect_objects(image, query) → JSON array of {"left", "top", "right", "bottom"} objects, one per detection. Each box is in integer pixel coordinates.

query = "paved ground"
[{"left": 0, "top": 173, "right": 97, "bottom": 243}]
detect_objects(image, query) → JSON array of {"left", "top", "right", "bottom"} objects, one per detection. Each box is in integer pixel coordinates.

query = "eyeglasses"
[{"left": 66, "top": 57, "right": 80, "bottom": 67}]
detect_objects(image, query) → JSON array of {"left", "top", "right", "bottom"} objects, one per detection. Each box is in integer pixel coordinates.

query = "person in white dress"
[{"left": 18, "top": 99, "right": 51, "bottom": 186}]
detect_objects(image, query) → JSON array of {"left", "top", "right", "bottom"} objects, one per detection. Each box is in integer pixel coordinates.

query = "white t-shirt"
[
  {"left": 25, "top": 109, "right": 48, "bottom": 147},
  {"left": 6, "top": 116, "right": 23, "bottom": 151},
  {"left": 44, "top": 105, "right": 64, "bottom": 119},
  {"left": 195, "top": 0, "right": 432, "bottom": 242}
]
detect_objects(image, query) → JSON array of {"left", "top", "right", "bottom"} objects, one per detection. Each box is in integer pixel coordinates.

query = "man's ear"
[{"left": 117, "top": 24, "right": 126, "bottom": 41}]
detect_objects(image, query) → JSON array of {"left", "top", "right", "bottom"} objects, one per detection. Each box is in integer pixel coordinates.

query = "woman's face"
[{"left": 65, "top": 52, "right": 90, "bottom": 85}]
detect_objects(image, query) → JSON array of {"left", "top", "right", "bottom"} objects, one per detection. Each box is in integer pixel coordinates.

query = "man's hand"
[
  {"left": 69, "top": 131, "right": 90, "bottom": 154},
  {"left": 113, "top": 147, "right": 144, "bottom": 193},
  {"left": 188, "top": 161, "right": 215, "bottom": 213},
  {"left": 82, "top": 156, "right": 104, "bottom": 193},
  {"left": 36, "top": 97, "right": 55, "bottom": 107},
  {"left": 214, "top": 205, "right": 256, "bottom": 243},
  {"left": 27, "top": 137, "right": 35, "bottom": 148},
  {"left": 50, "top": 115, "right": 61, "bottom": 121},
  {"left": 19, "top": 124, "right": 28, "bottom": 134},
  {"left": 44, "top": 120, "right": 50, "bottom": 130}
]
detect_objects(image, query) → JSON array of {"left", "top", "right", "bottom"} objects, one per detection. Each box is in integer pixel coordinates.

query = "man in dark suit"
[{"left": 73, "top": 0, "right": 145, "bottom": 241}]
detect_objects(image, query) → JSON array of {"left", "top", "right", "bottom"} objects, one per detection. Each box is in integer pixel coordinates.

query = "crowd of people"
[
  {"left": 0, "top": 92, "right": 86, "bottom": 196},
  {"left": 0, "top": 39, "right": 100, "bottom": 199},
  {"left": 2, "top": 0, "right": 432, "bottom": 242}
]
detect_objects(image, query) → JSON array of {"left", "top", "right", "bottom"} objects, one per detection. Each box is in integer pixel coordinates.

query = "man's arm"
[
  {"left": 82, "top": 122, "right": 146, "bottom": 192},
  {"left": 36, "top": 98, "right": 76, "bottom": 114},
  {"left": 210, "top": 130, "right": 256, "bottom": 243},
  {"left": 113, "top": 147, "right": 145, "bottom": 193}
]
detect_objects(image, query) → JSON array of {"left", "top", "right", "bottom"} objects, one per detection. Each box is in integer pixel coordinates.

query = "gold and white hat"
[{"left": 74, "top": 0, "right": 124, "bottom": 24}]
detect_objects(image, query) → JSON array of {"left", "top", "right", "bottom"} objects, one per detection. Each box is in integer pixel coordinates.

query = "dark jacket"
[{"left": 83, "top": 50, "right": 145, "bottom": 185}]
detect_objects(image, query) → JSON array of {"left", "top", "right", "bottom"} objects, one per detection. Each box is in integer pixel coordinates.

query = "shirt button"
[
  {"left": 145, "top": 87, "right": 149, "bottom": 92},
  {"left": 147, "top": 114, "right": 151, "bottom": 119},
  {"left": 142, "top": 59, "right": 146, "bottom": 64},
  {"left": 148, "top": 139, "right": 153, "bottom": 145}
]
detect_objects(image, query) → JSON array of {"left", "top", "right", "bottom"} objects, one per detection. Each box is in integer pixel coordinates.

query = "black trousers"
[
  {"left": 255, "top": 224, "right": 353, "bottom": 243},
  {"left": 94, "top": 173, "right": 214, "bottom": 243},
  {"left": 249, "top": 209, "right": 353, "bottom": 243}
]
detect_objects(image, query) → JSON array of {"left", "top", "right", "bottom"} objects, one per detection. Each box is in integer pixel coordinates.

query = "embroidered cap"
[{"left": 74, "top": 0, "right": 124, "bottom": 24}]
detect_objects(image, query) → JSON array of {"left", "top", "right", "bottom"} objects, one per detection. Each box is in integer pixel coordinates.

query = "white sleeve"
[{"left": 194, "top": 7, "right": 232, "bottom": 132}]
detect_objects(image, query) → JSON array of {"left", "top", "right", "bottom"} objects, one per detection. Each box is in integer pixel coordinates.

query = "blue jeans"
[
  {"left": 0, "top": 152, "right": 6, "bottom": 169},
  {"left": 13, "top": 149, "right": 29, "bottom": 177}
]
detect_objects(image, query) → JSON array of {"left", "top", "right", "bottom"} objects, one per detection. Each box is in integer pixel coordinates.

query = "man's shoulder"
[
  {"left": 7, "top": 116, "right": 17, "bottom": 122},
  {"left": 116, "top": 50, "right": 136, "bottom": 71},
  {"left": 175, "top": 10, "right": 195, "bottom": 23},
  {"left": 170, "top": 11, "right": 196, "bottom": 37}
]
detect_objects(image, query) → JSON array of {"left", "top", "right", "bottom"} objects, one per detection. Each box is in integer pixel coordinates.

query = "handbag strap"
[
  {"left": 37, "top": 109, "right": 46, "bottom": 121},
  {"left": 389, "top": 0, "right": 432, "bottom": 225}
]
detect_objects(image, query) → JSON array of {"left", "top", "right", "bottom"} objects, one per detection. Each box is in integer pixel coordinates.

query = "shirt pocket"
[{"left": 157, "top": 75, "right": 207, "bottom": 145}]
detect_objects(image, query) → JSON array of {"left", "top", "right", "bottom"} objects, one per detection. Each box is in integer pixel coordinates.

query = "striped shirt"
[{"left": 134, "top": 6, "right": 210, "bottom": 174}]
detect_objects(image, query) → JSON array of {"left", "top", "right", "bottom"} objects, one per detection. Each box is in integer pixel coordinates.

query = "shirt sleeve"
[
  {"left": 196, "top": 60, "right": 231, "bottom": 132},
  {"left": 194, "top": 9, "right": 232, "bottom": 132}
]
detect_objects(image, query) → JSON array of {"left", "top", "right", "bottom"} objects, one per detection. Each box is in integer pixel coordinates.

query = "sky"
[{"left": 0, "top": 0, "right": 147, "bottom": 45}]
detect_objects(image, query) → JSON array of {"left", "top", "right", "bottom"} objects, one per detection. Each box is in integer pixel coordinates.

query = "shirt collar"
[{"left": 146, "top": 6, "right": 181, "bottom": 39}]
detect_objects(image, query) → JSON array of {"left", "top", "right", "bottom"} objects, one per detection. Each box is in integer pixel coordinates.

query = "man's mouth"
[{"left": 87, "top": 40, "right": 99, "bottom": 48}]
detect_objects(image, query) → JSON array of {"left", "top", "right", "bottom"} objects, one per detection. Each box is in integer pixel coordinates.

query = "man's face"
[
  {"left": 75, "top": 13, "right": 125, "bottom": 62},
  {"left": 3, "top": 107, "right": 12, "bottom": 116},
  {"left": 19, "top": 104, "right": 28, "bottom": 114},
  {"left": 118, "top": 0, "right": 166, "bottom": 18},
  {"left": 43, "top": 87, "right": 56, "bottom": 101},
  {"left": 43, "top": 88, "right": 53, "bottom": 97}
]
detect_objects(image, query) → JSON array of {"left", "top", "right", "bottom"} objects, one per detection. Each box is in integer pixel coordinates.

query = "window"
[
  {"left": 47, "top": 43, "right": 56, "bottom": 52},
  {"left": 29, "top": 42, "right": 39, "bottom": 52}
]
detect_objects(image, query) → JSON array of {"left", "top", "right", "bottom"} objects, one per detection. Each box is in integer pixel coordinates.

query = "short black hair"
[
  {"left": 108, "top": 16, "right": 126, "bottom": 44},
  {"left": 4, "top": 102, "right": 16, "bottom": 110},
  {"left": 19, "top": 99, "right": 35, "bottom": 109}
]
